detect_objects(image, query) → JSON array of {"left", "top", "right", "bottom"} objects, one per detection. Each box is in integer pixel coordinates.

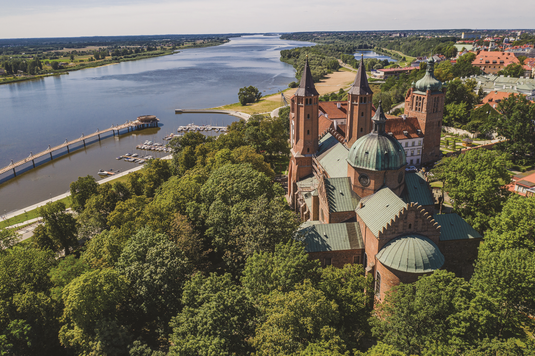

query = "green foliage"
[
  {"left": 242, "top": 240, "right": 320, "bottom": 298},
  {"left": 320, "top": 88, "right": 347, "bottom": 102},
  {"left": 433, "top": 149, "right": 511, "bottom": 233},
  {"left": 0, "top": 247, "right": 61, "bottom": 354},
  {"left": 498, "top": 63, "right": 525, "bottom": 78},
  {"left": 0, "top": 228, "right": 20, "bottom": 251},
  {"left": 70, "top": 175, "right": 98, "bottom": 212},
  {"left": 492, "top": 94, "right": 535, "bottom": 163},
  {"left": 483, "top": 195, "right": 535, "bottom": 253},
  {"left": 472, "top": 248, "right": 535, "bottom": 337},
  {"left": 252, "top": 280, "right": 343, "bottom": 355},
  {"left": 49, "top": 255, "right": 91, "bottom": 301},
  {"left": 443, "top": 101, "right": 469, "bottom": 127},
  {"left": 59, "top": 268, "right": 131, "bottom": 354},
  {"left": 238, "top": 85, "right": 262, "bottom": 105},
  {"left": 36, "top": 201, "right": 78, "bottom": 255},
  {"left": 169, "top": 273, "right": 254, "bottom": 356},
  {"left": 117, "top": 228, "right": 192, "bottom": 338},
  {"left": 371, "top": 270, "right": 485, "bottom": 355}
]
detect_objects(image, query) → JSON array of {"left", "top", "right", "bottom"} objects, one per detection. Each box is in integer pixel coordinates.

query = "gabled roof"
[
  {"left": 324, "top": 177, "right": 360, "bottom": 213},
  {"left": 318, "top": 115, "right": 334, "bottom": 134},
  {"left": 295, "top": 57, "right": 319, "bottom": 97},
  {"left": 349, "top": 56, "right": 373, "bottom": 96},
  {"left": 433, "top": 213, "right": 482, "bottom": 241},
  {"left": 319, "top": 101, "right": 348, "bottom": 120},
  {"left": 384, "top": 116, "right": 424, "bottom": 140},
  {"left": 317, "top": 142, "right": 349, "bottom": 178},
  {"left": 297, "top": 222, "right": 364, "bottom": 253},
  {"left": 377, "top": 234, "right": 444, "bottom": 273},
  {"left": 317, "top": 133, "right": 340, "bottom": 156},
  {"left": 402, "top": 172, "right": 434, "bottom": 206},
  {"left": 356, "top": 188, "right": 407, "bottom": 237}
]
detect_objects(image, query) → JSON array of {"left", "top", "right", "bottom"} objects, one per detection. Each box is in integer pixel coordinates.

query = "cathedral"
[{"left": 289, "top": 58, "right": 482, "bottom": 300}]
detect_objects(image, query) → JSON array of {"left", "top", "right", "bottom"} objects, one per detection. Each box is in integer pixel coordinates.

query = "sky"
[{"left": 1, "top": 0, "right": 534, "bottom": 39}]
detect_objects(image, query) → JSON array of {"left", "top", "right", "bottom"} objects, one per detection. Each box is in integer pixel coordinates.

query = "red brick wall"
[
  {"left": 404, "top": 87, "right": 445, "bottom": 165},
  {"left": 375, "top": 261, "right": 429, "bottom": 300},
  {"left": 347, "top": 93, "right": 373, "bottom": 146},
  {"left": 348, "top": 165, "right": 405, "bottom": 198}
]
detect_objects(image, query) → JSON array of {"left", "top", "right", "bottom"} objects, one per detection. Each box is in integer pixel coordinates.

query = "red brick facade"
[
  {"left": 404, "top": 87, "right": 445, "bottom": 165},
  {"left": 347, "top": 93, "right": 373, "bottom": 146},
  {"left": 348, "top": 164, "right": 406, "bottom": 198}
]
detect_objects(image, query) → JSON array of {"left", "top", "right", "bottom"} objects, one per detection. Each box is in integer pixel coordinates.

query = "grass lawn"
[{"left": 1, "top": 196, "right": 73, "bottom": 229}]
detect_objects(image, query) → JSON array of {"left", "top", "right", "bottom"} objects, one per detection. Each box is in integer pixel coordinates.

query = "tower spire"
[
  {"left": 349, "top": 54, "right": 373, "bottom": 95},
  {"left": 295, "top": 56, "right": 319, "bottom": 96},
  {"left": 371, "top": 101, "right": 387, "bottom": 134}
]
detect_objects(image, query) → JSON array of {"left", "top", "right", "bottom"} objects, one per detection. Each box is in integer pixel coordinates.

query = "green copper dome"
[
  {"left": 377, "top": 234, "right": 445, "bottom": 273},
  {"left": 414, "top": 58, "right": 443, "bottom": 93},
  {"left": 347, "top": 102, "right": 406, "bottom": 171}
]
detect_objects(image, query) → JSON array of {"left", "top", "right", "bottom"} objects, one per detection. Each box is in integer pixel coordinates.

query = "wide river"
[{"left": 0, "top": 35, "right": 314, "bottom": 213}]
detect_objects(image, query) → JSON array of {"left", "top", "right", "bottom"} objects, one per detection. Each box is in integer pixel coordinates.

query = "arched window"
[
  {"left": 307, "top": 114, "right": 310, "bottom": 119},
  {"left": 361, "top": 112, "right": 364, "bottom": 117},
  {"left": 307, "top": 148, "right": 310, "bottom": 153},
  {"left": 375, "top": 271, "right": 381, "bottom": 297},
  {"left": 307, "top": 130, "right": 310, "bottom": 135},
  {"left": 363, "top": 253, "right": 368, "bottom": 269},
  {"left": 408, "top": 223, "right": 412, "bottom": 229},
  {"left": 360, "top": 128, "right": 363, "bottom": 132}
]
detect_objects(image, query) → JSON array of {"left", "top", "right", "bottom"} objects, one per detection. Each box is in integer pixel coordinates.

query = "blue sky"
[{"left": 1, "top": 0, "right": 534, "bottom": 39}]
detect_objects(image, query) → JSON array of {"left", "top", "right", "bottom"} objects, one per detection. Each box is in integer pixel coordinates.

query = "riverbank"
[
  {"left": 0, "top": 40, "right": 229, "bottom": 86},
  {"left": 212, "top": 69, "right": 358, "bottom": 115}
]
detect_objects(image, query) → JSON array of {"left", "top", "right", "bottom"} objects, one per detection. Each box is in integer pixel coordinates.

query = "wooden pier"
[{"left": 0, "top": 117, "right": 159, "bottom": 178}]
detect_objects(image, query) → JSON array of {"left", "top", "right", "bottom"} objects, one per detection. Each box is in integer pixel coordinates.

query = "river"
[
  {"left": 354, "top": 50, "right": 398, "bottom": 63},
  {"left": 0, "top": 35, "right": 314, "bottom": 213}
]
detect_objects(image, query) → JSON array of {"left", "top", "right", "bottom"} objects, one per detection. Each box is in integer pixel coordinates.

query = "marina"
[{"left": 177, "top": 123, "right": 228, "bottom": 133}]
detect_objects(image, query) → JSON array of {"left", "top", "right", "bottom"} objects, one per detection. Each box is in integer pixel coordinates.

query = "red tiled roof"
[
  {"left": 319, "top": 101, "right": 348, "bottom": 120},
  {"left": 480, "top": 91, "right": 524, "bottom": 107},
  {"left": 384, "top": 117, "right": 424, "bottom": 140},
  {"left": 472, "top": 51, "right": 520, "bottom": 66},
  {"left": 319, "top": 115, "right": 334, "bottom": 134}
]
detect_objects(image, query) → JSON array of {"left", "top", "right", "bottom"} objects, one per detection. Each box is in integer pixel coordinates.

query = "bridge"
[{"left": 0, "top": 118, "right": 158, "bottom": 178}]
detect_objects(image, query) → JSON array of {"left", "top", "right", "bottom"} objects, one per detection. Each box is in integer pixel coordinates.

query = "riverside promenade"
[
  {"left": 3, "top": 155, "right": 171, "bottom": 225},
  {"left": 175, "top": 109, "right": 251, "bottom": 121}
]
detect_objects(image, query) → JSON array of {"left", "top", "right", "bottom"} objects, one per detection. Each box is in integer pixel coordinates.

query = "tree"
[
  {"left": 471, "top": 248, "right": 535, "bottom": 337},
  {"left": 497, "top": 63, "right": 524, "bottom": 78},
  {"left": 59, "top": 268, "right": 132, "bottom": 355},
  {"left": 482, "top": 195, "right": 535, "bottom": 253},
  {"left": 443, "top": 101, "right": 469, "bottom": 127},
  {"left": 36, "top": 201, "right": 78, "bottom": 255},
  {"left": 238, "top": 85, "right": 262, "bottom": 105},
  {"left": 0, "top": 247, "right": 62, "bottom": 354},
  {"left": 0, "top": 228, "right": 20, "bottom": 251},
  {"left": 452, "top": 52, "right": 480, "bottom": 78},
  {"left": 242, "top": 240, "right": 320, "bottom": 299},
  {"left": 252, "top": 280, "right": 343, "bottom": 355},
  {"left": 371, "top": 271, "right": 485, "bottom": 355},
  {"left": 169, "top": 273, "right": 255, "bottom": 355},
  {"left": 82, "top": 229, "right": 129, "bottom": 269},
  {"left": 492, "top": 94, "right": 535, "bottom": 162},
  {"left": 433, "top": 149, "right": 511, "bottom": 233},
  {"left": 444, "top": 78, "right": 478, "bottom": 108},
  {"left": 49, "top": 255, "right": 90, "bottom": 301},
  {"left": 117, "top": 228, "right": 192, "bottom": 339},
  {"left": 318, "top": 264, "right": 372, "bottom": 349},
  {"left": 70, "top": 175, "right": 98, "bottom": 212},
  {"left": 434, "top": 60, "right": 454, "bottom": 82}
]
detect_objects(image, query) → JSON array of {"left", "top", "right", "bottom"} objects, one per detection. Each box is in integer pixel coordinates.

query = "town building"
[
  {"left": 371, "top": 66, "right": 419, "bottom": 80},
  {"left": 509, "top": 170, "right": 535, "bottom": 197},
  {"left": 463, "top": 74, "right": 535, "bottom": 100},
  {"left": 289, "top": 58, "right": 481, "bottom": 300},
  {"left": 472, "top": 50, "right": 520, "bottom": 74}
]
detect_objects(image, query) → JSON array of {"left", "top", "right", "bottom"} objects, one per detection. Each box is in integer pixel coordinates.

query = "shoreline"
[{"left": 0, "top": 41, "right": 227, "bottom": 86}]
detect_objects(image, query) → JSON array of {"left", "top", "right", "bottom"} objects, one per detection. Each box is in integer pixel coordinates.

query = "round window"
[{"left": 359, "top": 174, "right": 370, "bottom": 187}]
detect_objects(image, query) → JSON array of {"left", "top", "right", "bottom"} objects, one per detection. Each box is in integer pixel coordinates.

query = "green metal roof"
[
  {"left": 296, "top": 222, "right": 364, "bottom": 253},
  {"left": 433, "top": 213, "right": 483, "bottom": 241},
  {"left": 317, "top": 133, "right": 339, "bottom": 156},
  {"left": 414, "top": 58, "right": 443, "bottom": 93},
  {"left": 318, "top": 142, "right": 350, "bottom": 178},
  {"left": 402, "top": 172, "right": 435, "bottom": 206},
  {"left": 377, "top": 234, "right": 445, "bottom": 273},
  {"left": 347, "top": 133, "right": 406, "bottom": 171},
  {"left": 356, "top": 188, "right": 407, "bottom": 237},
  {"left": 324, "top": 177, "right": 360, "bottom": 213}
]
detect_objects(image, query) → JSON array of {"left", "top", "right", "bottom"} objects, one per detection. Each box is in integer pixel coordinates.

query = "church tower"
[
  {"left": 347, "top": 55, "right": 374, "bottom": 147},
  {"left": 287, "top": 57, "right": 320, "bottom": 207},
  {"left": 404, "top": 58, "right": 445, "bottom": 165}
]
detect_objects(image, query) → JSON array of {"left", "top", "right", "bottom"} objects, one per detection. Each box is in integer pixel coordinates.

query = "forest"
[{"left": 1, "top": 107, "right": 535, "bottom": 355}]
